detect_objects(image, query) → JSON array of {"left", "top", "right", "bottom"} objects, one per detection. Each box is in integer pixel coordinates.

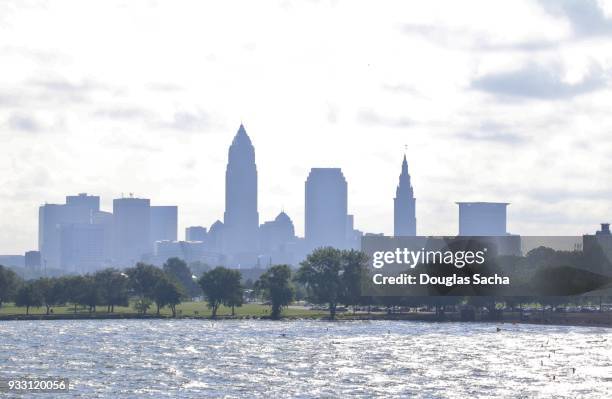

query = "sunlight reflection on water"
[{"left": 0, "top": 319, "right": 610, "bottom": 398}]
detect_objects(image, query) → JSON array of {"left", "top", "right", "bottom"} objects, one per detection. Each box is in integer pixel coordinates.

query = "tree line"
[{"left": 2, "top": 247, "right": 610, "bottom": 320}]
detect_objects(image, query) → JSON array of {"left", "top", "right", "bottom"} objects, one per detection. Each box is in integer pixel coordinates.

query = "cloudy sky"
[{"left": 2, "top": 0, "right": 612, "bottom": 254}]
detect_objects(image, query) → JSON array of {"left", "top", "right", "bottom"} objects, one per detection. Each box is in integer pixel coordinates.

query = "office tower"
[
  {"left": 66, "top": 193, "right": 100, "bottom": 215},
  {"left": 113, "top": 197, "right": 151, "bottom": 266},
  {"left": 38, "top": 193, "right": 100, "bottom": 270},
  {"left": 456, "top": 202, "right": 508, "bottom": 236},
  {"left": 305, "top": 168, "right": 348, "bottom": 250},
  {"left": 259, "top": 211, "right": 297, "bottom": 266},
  {"left": 208, "top": 220, "right": 225, "bottom": 253},
  {"left": 24, "top": 250, "right": 41, "bottom": 269},
  {"left": 151, "top": 206, "right": 178, "bottom": 244},
  {"left": 186, "top": 226, "right": 207, "bottom": 242},
  {"left": 393, "top": 155, "right": 416, "bottom": 236},
  {"left": 60, "top": 223, "right": 106, "bottom": 272},
  {"left": 346, "top": 214, "right": 363, "bottom": 250},
  {"left": 260, "top": 212, "right": 296, "bottom": 253},
  {"left": 223, "top": 124, "right": 259, "bottom": 261}
]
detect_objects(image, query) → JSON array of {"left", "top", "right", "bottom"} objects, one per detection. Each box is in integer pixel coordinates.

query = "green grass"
[{"left": 0, "top": 302, "right": 327, "bottom": 318}]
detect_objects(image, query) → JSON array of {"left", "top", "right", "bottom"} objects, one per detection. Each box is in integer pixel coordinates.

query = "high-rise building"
[
  {"left": 38, "top": 193, "right": 100, "bottom": 270},
  {"left": 113, "top": 197, "right": 151, "bottom": 266},
  {"left": 305, "top": 168, "right": 348, "bottom": 250},
  {"left": 223, "top": 124, "right": 259, "bottom": 263},
  {"left": 393, "top": 155, "right": 416, "bottom": 236},
  {"left": 456, "top": 202, "right": 508, "bottom": 236},
  {"left": 185, "top": 226, "right": 207, "bottom": 242},
  {"left": 150, "top": 206, "right": 178, "bottom": 244},
  {"left": 24, "top": 250, "right": 41, "bottom": 269}
]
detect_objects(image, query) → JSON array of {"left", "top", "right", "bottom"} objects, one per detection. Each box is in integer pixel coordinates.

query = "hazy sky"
[{"left": 2, "top": 0, "right": 612, "bottom": 254}]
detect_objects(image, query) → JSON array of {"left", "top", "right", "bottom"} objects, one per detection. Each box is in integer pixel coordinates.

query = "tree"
[
  {"left": 36, "top": 278, "right": 65, "bottom": 315},
  {"left": 63, "top": 275, "right": 88, "bottom": 313},
  {"left": 126, "top": 263, "right": 164, "bottom": 314},
  {"left": 152, "top": 276, "right": 183, "bottom": 316},
  {"left": 340, "top": 250, "right": 368, "bottom": 312},
  {"left": 296, "top": 247, "right": 344, "bottom": 320},
  {"left": 255, "top": 264, "right": 295, "bottom": 319},
  {"left": 0, "top": 265, "right": 20, "bottom": 308},
  {"left": 94, "top": 269, "right": 129, "bottom": 313},
  {"left": 163, "top": 257, "right": 200, "bottom": 299},
  {"left": 15, "top": 282, "right": 42, "bottom": 315},
  {"left": 198, "top": 267, "right": 243, "bottom": 318},
  {"left": 80, "top": 275, "right": 101, "bottom": 313}
]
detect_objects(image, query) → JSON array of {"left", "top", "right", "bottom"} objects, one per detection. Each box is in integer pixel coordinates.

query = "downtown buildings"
[{"left": 23, "top": 123, "right": 534, "bottom": 273}]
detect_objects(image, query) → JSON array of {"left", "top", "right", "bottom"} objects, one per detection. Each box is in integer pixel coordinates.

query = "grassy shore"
[
  {"left": 0, "top": 302, "right": 326, "bottom": 319},
  {"left": 1, "top": 302, "right": 611, "bottom": 327}
]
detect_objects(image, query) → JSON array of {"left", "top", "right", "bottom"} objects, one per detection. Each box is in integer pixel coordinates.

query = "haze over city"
[{"left": 3, "top": 0, "right": 612, "bottom": 254}]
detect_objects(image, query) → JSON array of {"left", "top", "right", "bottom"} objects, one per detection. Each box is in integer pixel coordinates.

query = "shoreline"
[{"left": 1, "top": 311, "right": 611, "bottom": 328}]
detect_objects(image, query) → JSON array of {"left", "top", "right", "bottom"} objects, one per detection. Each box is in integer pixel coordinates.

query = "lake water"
[{"left": 0, "top": 319, "right": 610, "bottom": 398}]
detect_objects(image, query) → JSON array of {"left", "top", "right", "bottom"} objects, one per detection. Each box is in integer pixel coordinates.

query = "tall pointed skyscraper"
[
  {"left": 223, "top": 124, "right": 259, "bottom": 261},
  {"left": 394, "top": 155, "right": 416, "bottom": 236}
]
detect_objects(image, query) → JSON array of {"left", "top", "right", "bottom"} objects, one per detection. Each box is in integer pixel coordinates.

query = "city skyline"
[{"left": 3, "top": 0, "right": 612, "bottom": 253}]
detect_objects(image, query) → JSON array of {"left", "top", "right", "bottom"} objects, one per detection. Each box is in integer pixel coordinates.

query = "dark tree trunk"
[
  {"left": 232, "top": 305, "right": 235, "bottom": 316},
  {"left": 329, "top": 303, "right": 337, "bottom": 320},
  {"left": 26, "top": 305, "right": 30, "bottom": 315}
]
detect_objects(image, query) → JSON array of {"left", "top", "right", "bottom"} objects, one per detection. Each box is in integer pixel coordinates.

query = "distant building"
[
  {"left": 113, "top": 197, "right": 151, "bottom": 267},
  {"left": 24, "top": 250, "right": 41, "bottom": 269},
  {"left": 185, "top": 226, "right": 207, "bottom": 242},
  {"left": 259, "top": 211, "right": 297, "bottom": 265},
  {"left": 457, "top": 202, "right": 508, "bottom": 236},
  {"left": 150, "top": 206, "right": 178, "bottom": 244},
  {"left": 346, "top": 214, "right": 363, "bottom": 250},
  {"left": 456, "top": 202, "right": 520, "bottom": 256},
  {"left": 60, "top": 223, "right": 107, "bottom": 272},
  {"left": 305, "top": 168, "right": 348, "bottom": 250},
  {"left": 583, "top": 223, "right": 612, "bottom": 274},
  {"left": 207, "top": 220, "right": 225, "bottom": 254},
  {"left": 394, "top": 155, "right": 416, "bottom": 236},
  {"left": 223, "top": 124, "right": 260, "bottom": 265},
  {"left": 38, "top": 193, "right": 100, "bottom": 270}
]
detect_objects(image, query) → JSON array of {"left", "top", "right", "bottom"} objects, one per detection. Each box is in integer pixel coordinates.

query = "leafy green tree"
[
  {"left": 80, "top": 275, "right": 101, "bottom": 313},
  {"left": 15, "top": 282, "right": 42, "bottom": 315},
  {"left": 63, "top": 275, "right": 88, "bottom": 313},
  {"left": 36, "top": 277, "right": 65, "bottom": 315},
  {"left": 296, "top": 247, "right": 344, "bottom": 320},
  {"left": 126, "top": 263, "right": 164, "bottom": 314},
  {"left": 198, "top": 267, "right": 243, "bottom": 318},
  {"left": 94, "top": 269, "right": 129, "bottom": 313},
  {"left": 152, "top": 276, "right": 183, "bottom": 316},
  {"left": 0, "top": 265, "right": 20, "bottom": 308},
  {"left": 255, "top": 264, "right": 294, "bottom": 319},
  {"left": 163, "top": 257, "right": 200, "bottom": 299},
  {"left": 340, "top": 250, "right": 368, "bottom": 311}
]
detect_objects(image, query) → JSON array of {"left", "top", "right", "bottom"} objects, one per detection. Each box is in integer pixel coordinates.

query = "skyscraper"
[
  {"left": 393, "top": 155, "right": 416, "bottom": 236},
  {"left": 223, "top": 124, "right": 259, "bottom": 262},
  {"left": 305, "top": 168, "right": 348, "bottom": 250},
  {"left": 456, "top": 202, "right": 508, "bottom": 236},
  {"left": 185, "top": 226, "right": 207, "bottom": 242},
  {"left": 113, "top": 197, "right": 151, "bottom": 266},
  {"left": 38, "top": 193, "right": 101, "bottom": 270},
  {"left": 150, "top": 205, "right": 178, "bottom": 244}
]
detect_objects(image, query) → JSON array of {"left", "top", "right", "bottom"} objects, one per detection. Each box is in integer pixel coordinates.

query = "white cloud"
[{"left": 1, "top": 0, "right": 612, "bottom": 253}]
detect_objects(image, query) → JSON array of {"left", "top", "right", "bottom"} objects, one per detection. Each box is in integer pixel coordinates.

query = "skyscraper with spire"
[
  {"left": 394, "top": 155, "right": 416, "bottom": 236},
  {"left": 223, "top": 124, "right": 259, "bottom": 262}
]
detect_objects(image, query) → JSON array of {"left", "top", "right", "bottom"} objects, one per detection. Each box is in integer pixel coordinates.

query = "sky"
[{"left": 2, "top": 0, "right": 612, "bottom": 254}]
